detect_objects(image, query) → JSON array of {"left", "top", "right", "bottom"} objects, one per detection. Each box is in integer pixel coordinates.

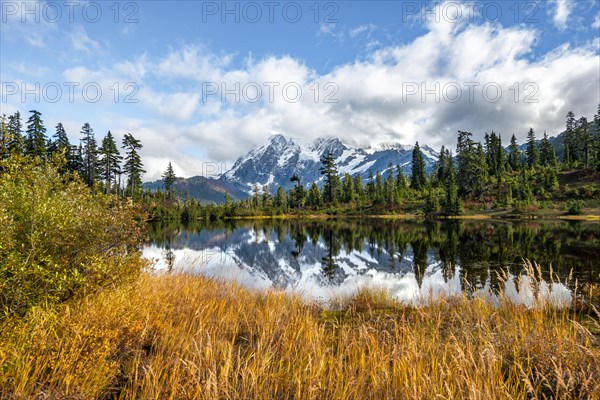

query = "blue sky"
[{"left": 1, "top": 0, "right": 599, "bottom": 179}]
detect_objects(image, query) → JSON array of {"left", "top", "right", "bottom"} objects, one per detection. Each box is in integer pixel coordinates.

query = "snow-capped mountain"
[{"left": 220, "top": 134, "right": 439, "bottom": 193}]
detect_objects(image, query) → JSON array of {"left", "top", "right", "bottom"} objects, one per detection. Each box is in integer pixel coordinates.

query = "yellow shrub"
[{"left": 0, "top": 155, "right": 145, "bottom": 317}]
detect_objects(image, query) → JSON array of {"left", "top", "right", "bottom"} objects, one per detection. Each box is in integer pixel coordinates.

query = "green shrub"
[
  {"left": 566, "top": 199, "right": 583, "bottom": 215},
  {"left": 0, "top": 155, "right": 145, "bottom": 318}
]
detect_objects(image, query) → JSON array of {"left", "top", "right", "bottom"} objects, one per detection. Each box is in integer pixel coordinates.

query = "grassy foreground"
[{"left": 1, "top": 273, "right": 599, "bottom": 399}]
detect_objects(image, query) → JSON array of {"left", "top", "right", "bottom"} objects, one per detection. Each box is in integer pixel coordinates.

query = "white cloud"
[
  {"left": 7, "top": 62, "right": 51, "bottom": 78},
  {"left": 66, "top": 25, "right": 106, "bottom": 55},
  {"left": 156, "top": 45, "right": 233, "bottom": 81},
  {"left": 547, "top": 0, "right": 574, "bottom": 30},
  {"left": 593, "top": 12, "right": 600, "bottom": 29},
  {"left": 139, "top": 89, "right": 201, "bottom": 121},
  {"left": 0, "top": 0, "right": 57, "bottom": 47},
  {"left": 348, "top": 24, "right": 376, "bottom": 38},
  {"left": 16, "top": 1, "right": 599, "bottom": 181}
]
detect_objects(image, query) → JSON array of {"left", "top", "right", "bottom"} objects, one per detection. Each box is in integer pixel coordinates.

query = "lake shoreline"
[{"left": 222, "top": 210, "right": 600, "bottom": 222}]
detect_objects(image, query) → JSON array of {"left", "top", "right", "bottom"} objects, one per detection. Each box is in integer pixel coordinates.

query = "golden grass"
[
  {"left": 1, "top": 271, "right": 599, "bottom": 399},
  {"left": 557, "top": 215, "right": 600, "bottom": 221}
]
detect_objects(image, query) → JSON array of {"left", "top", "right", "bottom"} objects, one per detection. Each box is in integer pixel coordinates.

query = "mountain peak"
[
  {"left": 309, "top": 137, "right": 347, "bottom": 157},
  {"left": 222, "top": 134, "right": 438, "bottom": 194},
  {"left": 268, "top": 132, "right": 288, "bottom": 143}
]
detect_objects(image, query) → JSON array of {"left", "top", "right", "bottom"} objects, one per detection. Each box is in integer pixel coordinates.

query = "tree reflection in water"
[{"left": 146, "top": 218, "right": 600, "bottom": 296}]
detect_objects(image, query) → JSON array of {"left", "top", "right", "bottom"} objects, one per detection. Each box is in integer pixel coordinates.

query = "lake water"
[{"left": 143, "top": 218, "right": 599, "bottom": 306}]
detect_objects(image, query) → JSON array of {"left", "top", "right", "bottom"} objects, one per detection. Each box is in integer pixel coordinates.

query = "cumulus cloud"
[
  {"left": 593, "top": 12, "right": 600, "bottom": 29},
  {"left": 66, "top": 25, "right": 106, "bottom": 55},
  {"left": 547, "top": 0, "right": 573, "bottom": 30},
  {"left": 0, "top": 0, "right": 57, "bottom": 47},
  {"left": 39, "top": 0, "right": 600, "bottom": 180},
  {"left": 156, "top": 45, "right": 233, "bottom": 81}
]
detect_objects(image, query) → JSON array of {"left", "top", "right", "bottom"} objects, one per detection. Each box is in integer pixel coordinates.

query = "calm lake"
[{"left": 143, "top": 218, "right": 600, "bottom": 305}]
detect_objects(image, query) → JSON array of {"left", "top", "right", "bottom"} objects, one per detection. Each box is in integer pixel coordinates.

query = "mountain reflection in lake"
[{"left": 143, "top": 219, "right": 599, "bottom": 306}]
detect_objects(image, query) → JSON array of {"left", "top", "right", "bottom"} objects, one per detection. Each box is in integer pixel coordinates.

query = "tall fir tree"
[
  {"left": 374, "top": 171, "right": 385, "bottom": 204},
  {"left": 436, "top": 145, "right": 448, "bottom": 185},
  {"left": 525, "top": 128, "right": 539, "bottom": 168},
  {"left": 122, "top": 133, "right": 145, "bottom": 197},
  {"left": 540, "top": 131, "right": 557, "bottom": 167},
  {"left": 274, "top": 186, "right": 287, "bottom": 211},
  {"left": 444, "top": 159, "right": 461, "bottom": 216},
  {"left": 320, "top": 152, "right": 340, "bottom": 204},
  {"left": 456, "top": 131, "right": 476, "bottom": 195},
  {"left": 52, "top": 122, "right": 70, "bottom": 153},
  {"left": 576, "top": 117, "right": 591, "bottom": 169},
  {"left": 341, "top": 173, "right": 355, "bottom": 203},
  {"left": 564, "top": 111, "right": 576, "bottom": 164},
  {"left": 395, "top": 164, "right": 408, "bottom": 198},
  {"left": 0, "top": 114, "right": 8, "bottom": 160},
  {"left": 594, "top": 104, "right": 600, "bottom": 171},
  {"left": 80, "top": 123, "right": 99, "bottom": 187},
  {"left": 484, "top": 131, "right": 503, "bottom": 176},
  {"left": 99, "top": 131, "right": 122, "bottom": 194},
  {"left": 7, "top": 111, "right": 24, "bottom": 154},
  {"left": 507, "top": 134, "right": 520, "bottom": 171},
  {"left": 473, "top": 143, "right": 488, "bottom": 195},
  {"left": 384, "top": 163, "right": 396, "bottom": 204},
  {"left": 307, "top": 182, "right": 322, "bottom": 207},
  {"left": 410, "top": 141, "right": 426, "bottom": 191},
  {"left": 162, "top": 161, "right": 176, "bottom": 197},
  {"left": 72, "top": 143, "right": 85, "bottom": 177},
  {"left": 497, "top": 134, "right": 506, "bottom": 173},
  {"left": 290, "top": 174, "right": 305, "bottom": 208},
  {"left": 353, "top": 175, "right": 365, "bottom": 203},
  {"left": 366, "top": 170, "right": 375, "bottom": 202},
  {"left": 261, "top": 185, "right": 272, "bottom": 208},
  {"left": 25, "top": 110, "right": 47, "bottom": 159}
]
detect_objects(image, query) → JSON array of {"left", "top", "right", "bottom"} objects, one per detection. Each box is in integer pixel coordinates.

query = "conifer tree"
[
  {"left": 410, "top": 142, "right": 426, "bottom": 191},
  {"left": 564, "top": 111, "right": 576, "bottom": 164},
  {"left": 25, "top": 110, "right": 47, "bottom": 159},
  {"left": 576, "top": 117, "right": 591, "bottom": 169},
  {"left": 162, "top": 161, "right": 176, "bottom": 197},
  {"left": 594, "top": 104, "right": 600, "bottom": 171},
  {"left": 374, "top": 171, "right": 385, "bottom": 204},
  {"left": 307, "top": 182, "right": 322, "bottom": 207},
  {"left": 353, "top": 175, "right": 365, "bottom": 204},
  {"left": 52, "top": 123, "right": 70, "bottom": 153},
  {"left": 525, "top": 128, "right": 539, "bottom": 168},
  {"left": 80, "top": 123, "right": 99, "bottom": 187},
  {"left": 508, "top": 134, "right": 520, "bottom": 171},
  {"left": 100, "top": 131, "right": 122, "bottom": 194},
  {"left": 274, "top": 186, "right": 287, "bottom": 211},
  {"left": 485, "top": 131, "right": 503, "bottom": 176},
  {"left": 473, "top": 143, "right": 488, "bottom": 195},
  {"left": 424, "top": 186, "right": 439, "bottom": 215},
  {"left": 7, "top": 111, "right": 24, "bottom": 155},
  {"left": 395, "top": 164, "right": 408, "bottom": 197},
  {"left": 122, "top": 133, "right": 145, "bottom": 197},
  {"left": 540, "top": 131, "right": 557, "bottom": 167},
  {"left": 320, "top": 152, "right": 340, "bottom": 204},
  {"left": 72, "top": 143, "right": 85, "bottom": 177},
  {"left": 444, "top": 159, "right": 461, "bottom": 216},
  {"left": 366, "top": 169, "right": 376, "bottom": 203},
  {"left": 290, "top": 174, "right": 305, "bottom": 208},
  {"left": 436, "top": 145, "right": 448, "bottom": 185},
  {"left": 251, "top": 184, "right": 261, "bottom": 208},
  {"left": 0, "top": 115, "right": 8, "bottom": 160},
  {"left": 384, "top": 163, "right": 396, "bottom": 204},
  {"left": 262, "top": 185, "right": 272, "bottom": 208},
  {"left": 342, "top": 173, "right": 355, "bottom": 203},
  {"left": 456, "top": 130, "right": 483, "bottom": 196}
]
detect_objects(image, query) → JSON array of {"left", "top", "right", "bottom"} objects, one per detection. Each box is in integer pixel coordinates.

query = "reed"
[{"left": 1, "top": 265, "right": 598, "bottom": 399}]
